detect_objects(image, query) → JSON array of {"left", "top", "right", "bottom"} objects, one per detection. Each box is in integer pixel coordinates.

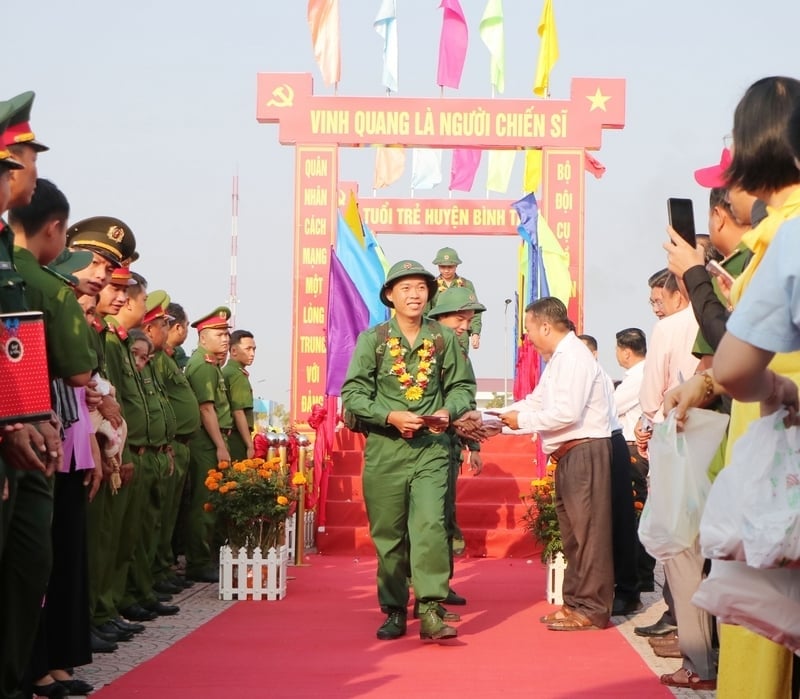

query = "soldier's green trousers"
[
  {"left": 87, "top": 479, "right": 115, "bottom": 625},
  {"left": 153, "top": 440, "right": 190, "bottom": 584},
  {"left": 363, "top": 430, "right": 450, "bottom": 611},
  {"left": 121, "top": 449, "right": 169, "bottom": 609},
  {"left": 0, "top": 470, "right": 53, "bottom": 699},
  {"left": 185, "top": 435, "right": 224, "bottom": 576}
]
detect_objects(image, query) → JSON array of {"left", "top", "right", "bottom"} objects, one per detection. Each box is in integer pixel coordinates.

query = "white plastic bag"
[
  {"left": 638, "top": 408, "right": 729, "bottom": 561},
  {"left": 700, "top": 410, "right": 800, "bottom": 568},
  {"left": 692, "top": 559, "right": 800, "bottom": 653}
]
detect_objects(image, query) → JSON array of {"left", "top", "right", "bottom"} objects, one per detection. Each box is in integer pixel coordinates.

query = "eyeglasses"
[{"left": 648, "top": 298, "right": 664, "bottom": 308}]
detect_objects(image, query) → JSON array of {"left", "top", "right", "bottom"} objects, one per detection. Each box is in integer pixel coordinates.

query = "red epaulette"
[
  {"left": 114, "top": 325, "right": 128, "bottom": 341},
  {"left": 203, "top": 353, "right": 217, "bottom": 364}
]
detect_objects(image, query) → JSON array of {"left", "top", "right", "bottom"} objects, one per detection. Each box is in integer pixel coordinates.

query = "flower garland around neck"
[
  {"left": 438, "top": 276, "right": 464, "bottom": 291},
  {"left": 387, "top": 336, "right": 436, "bottom": 401}
]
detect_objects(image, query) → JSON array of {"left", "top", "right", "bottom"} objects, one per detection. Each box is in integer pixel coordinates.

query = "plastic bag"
[
  {"left": 700, "top": 410, "right": 800, "bottom": 568},
  {"left": 692, "top": 559, "right": 800, "bottom": 653},
  {"left": 638, "top": 408, "right": 729, "bottom": 561}
]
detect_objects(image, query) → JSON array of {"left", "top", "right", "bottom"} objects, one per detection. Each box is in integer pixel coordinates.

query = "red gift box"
[{"left": 0, "top": 311, "right": 52, "bottom": 424}]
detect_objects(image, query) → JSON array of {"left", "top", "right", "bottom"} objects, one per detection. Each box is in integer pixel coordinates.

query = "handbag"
[
  {"left": 638, "top": 408, "right": 729, "bottom": 560},
  {"left": 0, "top": 311, "right": 52, "bottom": 424}
]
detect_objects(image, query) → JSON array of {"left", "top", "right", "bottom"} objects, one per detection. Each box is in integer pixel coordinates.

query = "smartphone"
[
  {"left": 667, "top": 197, "right": 696, "bottom": 247},
  {"left": 706, "top": 260, "right": 735, "bottom": 286}
]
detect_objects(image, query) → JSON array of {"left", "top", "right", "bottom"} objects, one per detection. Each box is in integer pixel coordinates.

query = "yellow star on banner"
[{"left": 586, "top": 88, "right": 611, "bottom": 112}]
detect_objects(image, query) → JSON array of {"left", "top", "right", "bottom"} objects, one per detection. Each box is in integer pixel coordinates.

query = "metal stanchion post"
[{"left": 293, "top": 435, "right": 310, "bottom": 566}]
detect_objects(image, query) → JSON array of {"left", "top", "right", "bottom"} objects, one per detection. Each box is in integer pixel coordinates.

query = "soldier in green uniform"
[
  {"left": 120, "top": 289, "right": 178, "bottom": 619},
  {"left": 222, "top": 330, "right": 256, "bottom": 461},
  {"left": 0, "top": 94, "right": 66, "bottom": 699},
  {"left": 427, "top": 286, "right": 486, "bottom": 607},
  {"left": 151, "top": 302, "right": 200, "bottom": 592},
  {"left": 165, "top": 302, "right": 191, "bottom": 370},
  {"left": 429, "top": 247, "right": 483, "bottom": 351},
  {"left": 341, "top": 260, "right": 476, "bottom": 642},
  {"left": 9, "top": 178, "right": 102, "bottom": 689},
  {"left": 184, "top": 307, "right": 233, "bottom": 582}
]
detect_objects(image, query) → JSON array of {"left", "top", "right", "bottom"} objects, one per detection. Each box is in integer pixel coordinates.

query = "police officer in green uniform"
[
  {"left": 341, "top": 260, "right": 476, "bottom": 642},
  {"left": 151, "top": 302, "right": 200, "bottom": 592},
  {"left": 184, "top": 307, "right": 233, "bottom": 582},
  {"left": 0, "top": 95, "right": 64, "bottom": 699},
  {"left": 429, "top": 247, "right": 483, "bottom": 351},
  {"left": 120, "top": 290, "right": 178, "bottom": 619},
  {"left": 427, "top": 286, "right": 486, "bottom": 606},
  {"left": 222, "top": 330, "right": 256, "bottom": 461}
]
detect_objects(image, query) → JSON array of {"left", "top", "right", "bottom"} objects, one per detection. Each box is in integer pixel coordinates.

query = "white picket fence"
[
  {"left": 218, "top": 544, "right": 289, "bottom": 601},
  {"left": 546, "top": 552, "right": 567, "bottom": 606}
]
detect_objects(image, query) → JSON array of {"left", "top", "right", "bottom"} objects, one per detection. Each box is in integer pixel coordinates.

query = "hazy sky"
[{"left": 7, "top": 1, "right": 800, "bottom": 404}]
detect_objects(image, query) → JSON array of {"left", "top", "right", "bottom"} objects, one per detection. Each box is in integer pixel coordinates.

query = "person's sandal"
[{"left": 659, "top": 667, "right": 717, "bottom": 690}]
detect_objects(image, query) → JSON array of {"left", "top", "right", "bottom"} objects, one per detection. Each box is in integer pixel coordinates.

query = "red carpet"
[{"left": 94, "top": 556, "right": 671, "bottom": 698}]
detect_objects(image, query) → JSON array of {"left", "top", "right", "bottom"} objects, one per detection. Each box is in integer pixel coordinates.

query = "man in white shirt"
[
  {"left": 500, "top": 298, "right": 613, "bottom": 631},
  {"left": 613, "top": 328, "right": 655, "bottom": 595}
]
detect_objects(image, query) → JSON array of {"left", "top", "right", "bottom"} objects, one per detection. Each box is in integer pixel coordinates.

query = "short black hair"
[
  {"left": 129, "top": 271, "right": 148, "bottom": 299},
  {"left": 616, "top": 327, "right": 646, "bottom": 356},
  {"left": 167, "top": 302, "right": 187, "bottom": 325},
  {"left": 8, "top": 178, "right": 69, "bottom": 236},
  {"left": 525, "top": 297, "right": 570, "bottom": 330},
  {"left": 726, "top": 76, "right": 800, "bottom": 193},
  {"left": 230, "top": 329, "right": 254, "bottom": 346},
  {"left": 578, "top": 334, "right": 597, "bottom": 352},
  {"left": 128, "top": 328, "right": 153, "bottom": 353}
]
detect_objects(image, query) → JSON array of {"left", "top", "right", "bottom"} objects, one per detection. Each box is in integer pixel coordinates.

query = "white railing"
[{"left": 218, "top": 544, "right": 288, "bottom": 601}]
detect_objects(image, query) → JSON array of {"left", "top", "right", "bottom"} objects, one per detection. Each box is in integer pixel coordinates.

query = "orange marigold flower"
[
  {"left": 218, "top": 460, "right": 230, "bottom": 470},
  {"left": 252, "top": 458, "right": 265, "bottom": 466},
  {"left": 203, "top": 503, "right": 214, "bottom": 512},
  {"left": 292, "top": 472, "right": 307, "bottom": 486},
  {"left": 213, "top": 471, "right": 224, "bottom": 481},
  {"left": 241, "top": 459, "right": 255, "bottom": 469},
  {"left": 233, "top": 462, "right": 247, "bottom": 472},
  {"left": 257, "top": 469, "right": 271, "bottom": 478},
  {"left": 276, "top": 495, "right": 289, "bottom": 506},
  {"left": 225, "top": 480, "right": 238, "bottom": 489},
  {"left": 206, "top": 480, "right": 220, "bottom": 491}
]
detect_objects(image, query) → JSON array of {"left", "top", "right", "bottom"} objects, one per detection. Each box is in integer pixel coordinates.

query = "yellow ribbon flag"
[
  {"left": 537, "top": 212, "right": 572, "bottom": 306},
  {"left": 343, "top": 191, "right": 366, "bottom": 248},
  {"left": 373, "top": 147, "right": 406, "bottom": 189},
  {"left": 523, "top": 149, "right": 543, "bottom": 192},
  {"left": 307, "top": 0, "right": 341, "bottom": 86},
  {"left": 486, "top": 150, "right": 516, "bottom": 193},
  {"left": 533, "top": 0, "right": 559, "bottom": 97},
  {"left": 479, "top": 0, "right": 506, "bottom": 94}
]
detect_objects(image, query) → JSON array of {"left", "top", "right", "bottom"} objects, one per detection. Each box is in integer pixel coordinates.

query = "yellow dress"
[{"left": 716, "top": 189, "right": 800, "bottom": 699}]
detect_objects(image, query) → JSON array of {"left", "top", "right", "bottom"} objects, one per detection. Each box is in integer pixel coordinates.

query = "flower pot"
[
  {"left": 218, "top": 544, "right": 289, "bottom": 601},
  {"left": 546, "top": 552, "right": 567, "bottom": 606}
]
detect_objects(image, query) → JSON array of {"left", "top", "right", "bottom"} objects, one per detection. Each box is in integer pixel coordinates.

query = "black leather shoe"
[
  {"left": 612, "top": 596, "right": 643, "bottom": 616},
  {"left": 143, "top": 600, "right": 180, "bottom": 616},
  {"left": 90, "top": 631, "right": 118, "bottom": 654},
  {"left": 444, "top": 588, "right": 467, "bottom": 605},
  {"left": 376, "top": 610, "right": 407, "bottom": 640},
  {"left": 170, "top": 575, "right": 194, "bottom": 589},
  {"left": 154, "top": 580, "right": 182, "bottom": 595},
  {"left": 120, "top": 604, "right": 158, "bottom": 622},
  {"left": 59, "top": 678, "right": 95, "bottom": 695},
  {"left": 634, "top": 619, "right": 679, "bottom": 637},
  {"left": 111, "top": 616, "right": 145, "bottom": 634},
  {"left": 155, "top": 591, "right": 173, "bottom": 602},
  {"left": 186, "top": 568, "right": 219, "bottom": 583},
  {"left": 31, "top": 681, "right": 67, "bottom": 697},
  {"left": 412, "top": 600, "right": 460, "bottom": 621},
  {"left": 95, "top": 622, "right": 134, "bottom": 642}
]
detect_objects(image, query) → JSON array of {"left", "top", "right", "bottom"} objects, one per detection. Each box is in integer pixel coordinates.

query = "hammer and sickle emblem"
[{"left": 267, "top": 84, "right": 294, "bottom": 108}]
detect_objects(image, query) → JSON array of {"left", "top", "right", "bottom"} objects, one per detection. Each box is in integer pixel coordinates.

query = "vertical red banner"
[
  {"left": 541, "top": 149, "right": 585, "bottom": 331},
  {"left": 292, "top": 145, "right": 338, "bottom": 428}
]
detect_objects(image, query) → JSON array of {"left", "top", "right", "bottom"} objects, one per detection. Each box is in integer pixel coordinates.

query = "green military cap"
[
  {"left": 191, "top": 306, "right": 232, "bottom": 331},
  {"left": 380, "top": 259, "right": 438, "bottom": 308},
  {"left": 45, "top": 248, "right": 93, "bottom": 287},
  {"left": 5, "top": 91, "right": 49, "bottom": 152},
  {"left": 67, "top": 216, "right": 137, "bottom": 266},
  {"left": 0, "top": 100, "right": 24, "bottom": 170},
  {"left": 428, "top": 286, "right": 486, "bottom": 318},
  {"left": 432, "top": 247, "right": 462, "bottom": 266},
  {"left": 142, "top": 290, "right": 173, "bottom": 325}
]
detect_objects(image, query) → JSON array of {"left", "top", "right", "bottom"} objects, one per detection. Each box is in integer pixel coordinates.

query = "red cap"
[
  {"left": 694, "top": 148, "right": 732, "bottom": 188},
  {"left": 110, "top": 265, "right": 135, "bottom": 286}
]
